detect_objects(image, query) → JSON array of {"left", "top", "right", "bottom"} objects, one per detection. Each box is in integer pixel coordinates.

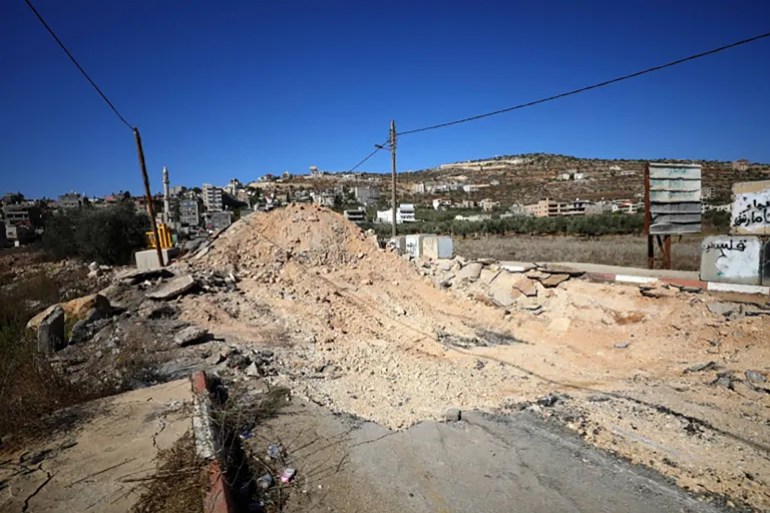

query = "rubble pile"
[
  {"left": 414, "top": 257, "right": 578, "bottom": 313},
  {"left": 194, "top": 203, "right": 381, "bottom": 276}
]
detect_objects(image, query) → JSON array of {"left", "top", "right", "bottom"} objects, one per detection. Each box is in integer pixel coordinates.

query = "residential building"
[
  {"left": 585, "top": 201, "right": 613, "bottom": 216},
  {"left": 457, "top": 199, "right": 477, "bottom": 209},
  {"left": 205, "top": 211, "right": 232, "bottom": 231},
  {"left": 312, "top": 191, "right": 335, "bottom": 207},
  {"left": 179, "top": 199, "right": 200, "bottom": 226},
  {"left": 353, "top": 186, "right": 379, "bottom": 207},
  {"left": 479, "top": 198, "right": 501, "bottom": 212},
  {"left": 375, "top": 204, "right": 416, "bottom": 224},
  {"left": 309, "top": 166, "right": 321, "bottom": 178},
  {"left": 202, "top": 183, "right": 223, "bottom": 212},
  {"left": 462, "top": 184, "right": 486, "bottom": 193},
  {"left": 169, "top": 185, "right": 185, "bottom": 196},
  {"left": 524, "top": 199, "right": 562, "bottom": 218},
  {"left": 432, "top": 198, "right": 452, "bottom": 210},
  {"left": 343, "top": 208, "right": 366, "bottom": 224},
  {"left": 3, "top": 203, "right": 32, "bottom": 224},
  {"left": 412, "top": 183, "right": 426, "bottom": 194},
  {"left": 732, "top": 159, "right": 749, "bottom": 172},
  {"left": 508, "top": 203, "right": 530, "bottom": 217},
  {"left": 224, "top": 178, "right": 244, "bottom": 195},
  {"left": 560, "top": 199, "right": 592, "bottom": 216},
  {"left": 58, "top": 192, "right": 86, "bottom": 209},
  {"left": 454, "top": 214, "right": 491, "bottom": 222}
]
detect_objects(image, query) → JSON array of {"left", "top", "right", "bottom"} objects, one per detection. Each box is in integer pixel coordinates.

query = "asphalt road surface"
[{"left": 260, "top": 402, "right": 726, "bottom": 513}]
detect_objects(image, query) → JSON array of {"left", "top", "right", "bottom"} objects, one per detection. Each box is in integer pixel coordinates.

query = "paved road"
[{"left": 261, "top": 402, "right": 725, "bottom": 513}]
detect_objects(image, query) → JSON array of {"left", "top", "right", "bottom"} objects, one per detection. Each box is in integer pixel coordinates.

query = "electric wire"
[{"left": 24, "top": 0, "right": 134, "bottom": 130}]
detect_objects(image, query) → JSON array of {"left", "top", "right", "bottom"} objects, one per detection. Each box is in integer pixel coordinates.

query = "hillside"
[{"left": 393, "top": 153, "right": 770, "bottom": 205}]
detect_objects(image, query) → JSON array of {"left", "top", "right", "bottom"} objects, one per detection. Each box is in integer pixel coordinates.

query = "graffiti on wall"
[
  {"left": 731, "top": 181, "right": 770, "bottom": 235},
  {"left": 700, "top": 236, "right": 761, "bottom": 284}
]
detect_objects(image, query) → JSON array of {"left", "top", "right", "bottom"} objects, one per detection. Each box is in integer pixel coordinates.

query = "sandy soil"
[{"left": 176, "top": 204, "right": 770, "bottom": 510}]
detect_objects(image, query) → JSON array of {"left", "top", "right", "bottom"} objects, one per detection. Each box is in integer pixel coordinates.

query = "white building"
[
  {"left": 202, "top": 184, "right": 223, "bottom": 212},
  {"left": 312, "top": 192, "right": 335, "bottom": 207},
  {"left": 376, "top": 204, "right": 416, "bottom": 224}
]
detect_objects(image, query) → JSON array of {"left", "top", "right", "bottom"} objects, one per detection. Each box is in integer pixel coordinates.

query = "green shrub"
[{"left": 43, "top": 203, "right": 149, "bottom": 265}]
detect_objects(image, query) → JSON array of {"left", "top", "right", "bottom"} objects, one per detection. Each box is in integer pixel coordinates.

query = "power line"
[
  {"left": 24, "top": 0, "right": 134, "bottom": 130},
  {"left": 398, "top": 31, "right": 770, "bottom": 136},
  {"left": 347, "top": 136, "right": 391, "bottom": 172}
]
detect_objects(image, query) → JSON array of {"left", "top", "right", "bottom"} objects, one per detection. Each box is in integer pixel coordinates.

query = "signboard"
[
  {"left": 700, "top": 236, "right": 762, "bottom": 285},
  {"left": 645, "top": 163, "right": 702, "bottom": 235},
  {"left": 731, "top": 180, "right": 770, "bottom": 236}
]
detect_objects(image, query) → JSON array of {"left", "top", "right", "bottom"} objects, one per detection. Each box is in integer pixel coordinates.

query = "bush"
[
  {"left": 0, "top": 272, "right": 101, "bottom": 444},
  {"left": 362, "top": 213, "right": 645, "bottom": 240},
  {"left": 43, "top": 203, "right": 150, "bottom": 265}
]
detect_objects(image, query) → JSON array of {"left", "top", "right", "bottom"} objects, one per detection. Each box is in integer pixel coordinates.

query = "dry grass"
[
  {"left": 455, "top": 234, "right": 702, "bottom": 271},
  {"left": 0, "top": 262, "right": 107, "bottom": 446},
  {"left": 131, "top": 431, "right": 207, "bottom": 513}
]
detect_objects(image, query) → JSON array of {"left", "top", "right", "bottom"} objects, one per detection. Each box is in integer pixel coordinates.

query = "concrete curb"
[
  {"left": 190, "top": 371, "right": 234, "bottom": 513},
  {"left": 585, "top": 272, "right": 770, "bottom": 295}
]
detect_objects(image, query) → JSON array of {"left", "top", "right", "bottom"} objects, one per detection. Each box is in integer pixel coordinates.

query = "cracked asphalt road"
[{"left": 260, "top": 401, "right": 727, "bottom": 513}]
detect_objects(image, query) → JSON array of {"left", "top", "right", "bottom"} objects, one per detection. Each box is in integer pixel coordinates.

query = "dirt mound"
[{"left": 197, "top": 204, "right": 382, "bottom": 273}]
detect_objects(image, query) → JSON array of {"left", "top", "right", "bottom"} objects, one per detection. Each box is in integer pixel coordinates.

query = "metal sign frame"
[{"left": 644, "top": 162, "right": 702, "bottom": 269}]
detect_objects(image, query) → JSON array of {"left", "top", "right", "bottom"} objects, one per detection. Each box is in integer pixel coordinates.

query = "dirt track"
[{"left": 176, "top": 204, "right": 770, "bottom": 510}]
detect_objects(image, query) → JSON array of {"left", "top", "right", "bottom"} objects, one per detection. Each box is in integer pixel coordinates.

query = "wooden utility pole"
[
  {"left": 133, "top": 127, "right": 165, "bottom": 268},
  {"left": 390, "top": 120, "right": 397, "bottom": 239}
]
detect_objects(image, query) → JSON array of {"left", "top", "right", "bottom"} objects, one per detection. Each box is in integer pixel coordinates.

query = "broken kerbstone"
[
  {"left": 147, "top": 275, "right": 197, "bottom": 300},
  {"left": 174, "top": 325, "right": 210, "bottom": 346}
]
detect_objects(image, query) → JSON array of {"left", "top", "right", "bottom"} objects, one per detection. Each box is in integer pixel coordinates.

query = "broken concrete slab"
[
  {"left": 478, "top": 268, "right": 501, "bottom": 286},
  {"left": 537, "top": 273, "right": 571, "bottom": 288},
  {"left": 456, "top": 262, "right": 483, "bottom": 282},
  {"left": 38, "top": 305, "right": 65, "bottom": 352},
  {"left": 511, "top": 274, "right": 538, "bottom": 297},
  {"left": 539, "top": 264, "right": 586, "bottom": 277},
  {"left": 116, "top": 267, "right": 174, "bottom": 285},
  {"left": 174, "top": 325, "right": 210, "bottom": 347},
  {"left": 147, "top": 275, "right": 197, "bottom": 300},
  {"left": 487, "top": 272, "right": 518, "bottom": 307},
  {"left": 706, "top": 302, "right": 739, "bottom": 317}
]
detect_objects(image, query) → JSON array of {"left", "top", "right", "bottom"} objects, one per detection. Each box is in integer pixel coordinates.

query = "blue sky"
[{"left": 1, "top": 0, "right": 770, "bottom": 198}]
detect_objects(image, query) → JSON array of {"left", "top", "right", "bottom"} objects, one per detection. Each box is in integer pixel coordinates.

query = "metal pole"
[
  {"left": 644, "top": 163, "right": 653, "bottom": 269},
  {"left": 133, "top": 127, "right": 165, "bottom": 268},
  {"left": 390, "top": 120, "right": 397, "bottom": 239}
]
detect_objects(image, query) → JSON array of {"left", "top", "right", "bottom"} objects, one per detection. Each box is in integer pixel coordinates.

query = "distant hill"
[{"left": 386, "top": 153, "right": 770, "bottom": 206}]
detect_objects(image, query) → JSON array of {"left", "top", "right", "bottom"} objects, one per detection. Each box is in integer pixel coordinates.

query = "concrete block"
[
  {"left": 388, "top": 236, "right": 406, "bottom": 254},
  {"left": 135, "top": 247, "right": 180, "bottom": 271},
  {"left": 404, "top": 234, "right": 427, "bottom": 259},
  {"left": 38, "top": 305, "right": 65, "bottom": 352},
  {"left": 422, "top": 235, "right": 453, "bottom": 260},
  {"left": 700, "top": 236, "right": 761, "bottom": 285}
]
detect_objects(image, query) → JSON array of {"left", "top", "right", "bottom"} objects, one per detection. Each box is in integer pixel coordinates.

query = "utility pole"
[
  {"left": 133, "top": 127, "right": 165, "bottom": 268},
  {"left": 390, "top": 120, "right": 397, "bottom": 239}
]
